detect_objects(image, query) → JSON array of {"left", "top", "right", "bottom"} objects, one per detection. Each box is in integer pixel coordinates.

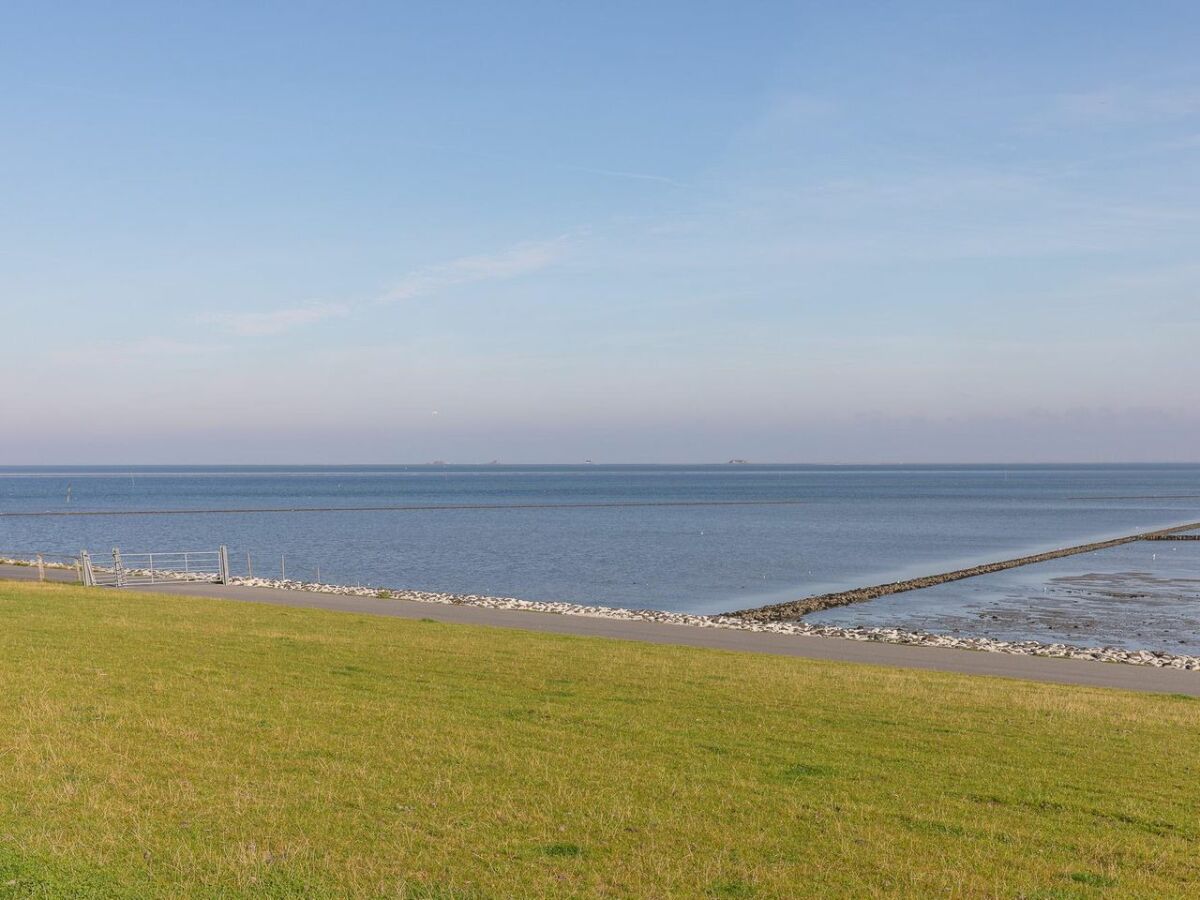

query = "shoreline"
[
  {"left": 4, "top": 555, "right": 1198, "bottom": 671},
  {"left": 226, "top": 576, "right": 1200, "bottom": 670}
]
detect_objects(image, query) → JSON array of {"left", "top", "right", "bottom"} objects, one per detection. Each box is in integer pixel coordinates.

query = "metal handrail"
[{"left": 81, "top": 545, "right": 229, "bottom": 588}]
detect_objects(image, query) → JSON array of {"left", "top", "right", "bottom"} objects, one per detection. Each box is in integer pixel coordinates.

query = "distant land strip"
[
  {"left": 0, "top": 499, "right": 808, "bottom": 518},
  {"left": 728, "top": 520, "right": 1200, "bottom": 622},
  {"left": 1066, "top": 494, "right": 1200, "bottom": 500}
]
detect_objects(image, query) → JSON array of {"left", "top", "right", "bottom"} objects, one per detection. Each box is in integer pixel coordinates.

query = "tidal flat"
[{"left": 807, "top": 539, "right": 1200, "bottom": 653}]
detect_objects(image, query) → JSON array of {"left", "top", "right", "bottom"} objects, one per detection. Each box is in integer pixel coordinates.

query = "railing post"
[
  {"left": 36, "top": 553, "right": 45, "bottom": 582},
  {"left": 218, "top": 545, "right": 230, "bottom": 584},
  {"left": 112, "top": 547, "right": 124, "bottom": 588},
  {"left": 149, "top": 552, "right": 155, "bottom": 584},
  {"left": 81, "top": 550, "right": 95, "bottom": 587}
]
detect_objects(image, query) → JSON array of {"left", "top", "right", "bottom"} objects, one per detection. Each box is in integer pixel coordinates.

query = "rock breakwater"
[{"left": 727, "top": 521, "right": 1200, "bottom": 622}]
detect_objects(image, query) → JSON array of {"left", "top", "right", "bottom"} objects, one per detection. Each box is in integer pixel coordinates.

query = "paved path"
[{"left": 3, "top": 564, "right": 1197, "bottom": 696}]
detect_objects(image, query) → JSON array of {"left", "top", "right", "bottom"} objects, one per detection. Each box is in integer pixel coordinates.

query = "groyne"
[{"left": 728, "top": 520, "right": 1200, "bottom": 622}]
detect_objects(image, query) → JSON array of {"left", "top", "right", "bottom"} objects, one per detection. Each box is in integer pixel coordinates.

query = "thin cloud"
[
  {"left": 46, "top": 337, "right": 232, "bottom": 366},
  {"left": 1160, "top": 132, "right": 1200, "bottom": 150},
  {"left": 374, "top": 238, "right": 568, "bottom": 305},
  {"left": 204, "top": 237, "right": 568, "bottom": 337},
  {"left": 1051, "top": 86, "right": 1200, "bottom": 126},
  {"left": 560, "top": 164, "right": 690, "bottom": 189},
  {"left": 206, "top": 302, "right": 350, "bottom": 337}
]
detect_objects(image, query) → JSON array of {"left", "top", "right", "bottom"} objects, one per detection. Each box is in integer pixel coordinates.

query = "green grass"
[{"left": 1, "top": 581, "right": 1198, "bottom": 898}]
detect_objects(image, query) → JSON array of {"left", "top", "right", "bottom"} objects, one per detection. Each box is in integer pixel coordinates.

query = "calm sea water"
[{"left": 3, "top": 465, "right": 1199, "bottom": 624}]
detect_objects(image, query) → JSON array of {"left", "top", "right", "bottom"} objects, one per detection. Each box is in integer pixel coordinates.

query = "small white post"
[
  {"left": 281, "top": 554, "right": 286, "bottom": 581},
  {"left": 36, "top": 554, "right": 45, "bottom": 582},
  {"left": 246, "top": 551, "right": 253, "bottom": 578}
]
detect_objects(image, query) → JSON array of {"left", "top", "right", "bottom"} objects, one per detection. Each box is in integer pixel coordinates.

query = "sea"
[{"left": 2, "top": 464, "right": 1199, "bottom": 651}]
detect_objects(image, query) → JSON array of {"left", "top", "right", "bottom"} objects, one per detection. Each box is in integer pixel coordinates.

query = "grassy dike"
[{"left": 1, "top": 581, "right": 1197, "bottom": 898}]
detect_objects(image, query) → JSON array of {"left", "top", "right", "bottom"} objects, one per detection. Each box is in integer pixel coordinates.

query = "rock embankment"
[
  {"left": 726, "top": 521, "right": 1200, "bottom": 622},
  {"left": 217, "top": 575, "right": 1199, "bottom": 670},
  {"left": 5, "top": 555, "right": 1199, "bottom": 671}
]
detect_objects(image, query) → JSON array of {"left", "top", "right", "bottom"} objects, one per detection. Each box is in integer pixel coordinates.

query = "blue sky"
[{"left": 3, "top": 1, "right": 1199, "bottom": 462}]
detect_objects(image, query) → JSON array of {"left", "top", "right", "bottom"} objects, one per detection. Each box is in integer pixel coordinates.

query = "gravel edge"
[{"left": 5, "top": 558, "right": 1197, "bottom": 671}]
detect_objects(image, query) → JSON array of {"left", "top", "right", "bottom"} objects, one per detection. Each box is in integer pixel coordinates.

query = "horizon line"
[{"left": 3, "top": 460, "right": 1200, "bottom": 469}]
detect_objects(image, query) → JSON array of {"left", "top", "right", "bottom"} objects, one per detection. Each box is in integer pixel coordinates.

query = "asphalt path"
[{"left": 3, "top": 563, "right": 1197, "bottom": 696}]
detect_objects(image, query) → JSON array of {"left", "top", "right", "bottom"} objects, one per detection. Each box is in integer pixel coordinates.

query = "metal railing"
[
  {"left": 81, "top": 545, "right": 229, "bottom": 588},
  {"left": 0, "top": 549, "right": 82, "bottom": 581},
  {"left": 4, "top": 545, "right": 316, "bottom": 588}
]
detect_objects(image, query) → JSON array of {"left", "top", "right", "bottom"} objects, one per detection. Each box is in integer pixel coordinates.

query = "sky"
[{"left": 2, "top": 1, "right": 1199, "bottom": 463}]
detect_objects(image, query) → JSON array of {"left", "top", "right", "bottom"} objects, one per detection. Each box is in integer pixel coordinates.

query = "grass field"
[{"left": 1, "top": 581, "right": 1198, "bottom": 898}]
